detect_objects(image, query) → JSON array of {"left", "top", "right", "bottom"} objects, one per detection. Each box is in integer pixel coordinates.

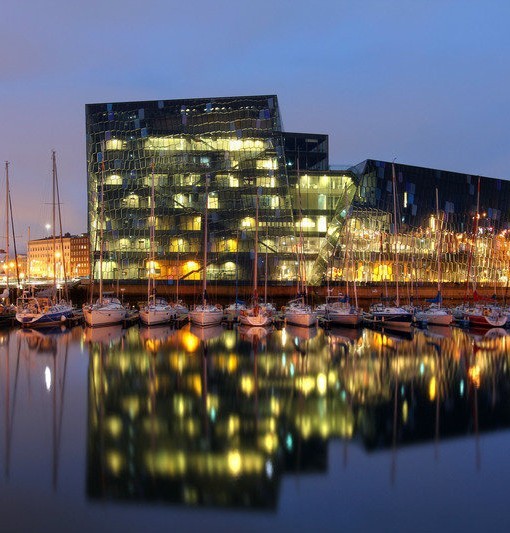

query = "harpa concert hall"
[{"left": 85, "top": 95, "right": 510, "bottom": 294}]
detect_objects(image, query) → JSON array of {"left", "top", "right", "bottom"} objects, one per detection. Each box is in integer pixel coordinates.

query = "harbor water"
[{"left": 1, "top": 322, "right": 510, "bottom": 532}]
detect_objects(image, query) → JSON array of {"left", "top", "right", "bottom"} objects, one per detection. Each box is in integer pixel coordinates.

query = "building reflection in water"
[{"left": 86, "top": 323, "right": 510, "bottom": 508}]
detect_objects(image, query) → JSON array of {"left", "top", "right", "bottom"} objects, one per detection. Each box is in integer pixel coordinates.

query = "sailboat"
[
  {"left": 462, "top": 178, "right": 507, "bottom": 329},
  {"left": 189, "top": 176, "right": 223, "bottom": 327},
  {"left": 83, "top": 151, "right": 126, "bottom": 327},
  {"left": 140, "top": 163, "right": 174, "bottom": 326},
  {"left": 364, "top": 162, "right": 413, "bottom": 331},
  {"left": 324, "top": 220, "right": 362, "bottom": 327},
  {"left": 284, "top": 158, "right": 317, "bottom": 328},
  {"left": 239, "top": 189, "right": 272, "bottom": 327},
  {"left": 16, "top": 153, "right": 74, "bottom": 328},
  {"left": 414, "top": 189, "right": 453, "bottom": 326}
]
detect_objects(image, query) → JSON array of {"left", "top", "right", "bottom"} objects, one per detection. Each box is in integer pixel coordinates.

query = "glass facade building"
[
  {"left": 86, "top": 96, "right": 510, "bottom": 289},
  {"left": 85, "top": 96, "right": 353, "bottom": 288}
]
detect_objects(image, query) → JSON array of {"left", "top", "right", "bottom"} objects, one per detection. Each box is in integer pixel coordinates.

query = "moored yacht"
[
  {"left": 139, "top": 296, "right": 173, "bottom": 326},
  {"left": 16, "top": 293, "right": 74, "bottom": 328},
  {"left": 83, "top": 294, "right": 126, "bottom": 327},
  {"left": 364, "top": 302, "right": 413, "bottom": 331},
  {"left": 414, "top": 303, "right": 453, "bottom": 326},
  {"left": 324, "top": 295, "right": 362, "bottom": 327},
  {"left": 284, "top": 297, "right": 317, "bottom": 328},
  {"left": 465, "top": 305, "right": 507, "bottom": 329}
]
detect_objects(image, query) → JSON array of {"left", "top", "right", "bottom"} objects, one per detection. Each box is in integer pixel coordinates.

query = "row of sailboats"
[{"left": 139, "top": 163, "right": 188, "bottom": 326}]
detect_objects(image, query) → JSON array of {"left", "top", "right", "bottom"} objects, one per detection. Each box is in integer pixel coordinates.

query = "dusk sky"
[{"left": 2, "top": 0, "right": 509, "bottom": 246}]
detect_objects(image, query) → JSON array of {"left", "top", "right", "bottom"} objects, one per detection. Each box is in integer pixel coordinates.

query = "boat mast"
[
  {"left": 4, "top": 162, "right": 9, "bottom": 304},
  {"left": 27, "top": 226, "right": 30, "bottom": 285},
  {"left": 148, "top": 160, "right": 155, "bottom": 304},
  {"left": 296, "top": 155, "right": 306, "bottom": 299},
  {"left": 465, "top": 177, "right": 481, "bottom": 301},
  {"left": 202, "top": 176, "right": 209, "bottom": 306},
  {"left": 99, "top": 153, "right": 105, "bottom": 303},
  {"left": 435, "top": 188, "right": 444, "bottom": 306},
  {"left": 264, "top": 224, "right": 269, "bottom": 304},
  {"left": 54, "top": 152, "right": 69, "bottom": 301},
  {"left": 391, "top": 162, "right": 400, "bottom": 307},
  {"left": 52, "top": 153, "right": 57, "bottom": 300},
  {"left": 253, "top": 189, "right": 259, "bottom": 304}
]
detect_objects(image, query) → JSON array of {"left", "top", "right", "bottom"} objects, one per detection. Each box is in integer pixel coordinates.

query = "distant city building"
[
  {"left": 86, "top": 96, "right": 510, "bottom": 287},
  {"left": 28, "top": 233, "right": 90, "bottom": 280}
]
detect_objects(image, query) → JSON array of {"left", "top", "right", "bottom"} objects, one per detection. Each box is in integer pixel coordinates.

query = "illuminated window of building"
[
  {"left": 297, "top": 218, "right": 315, "bottom": 230},
  {"left": 256, "top": 158, "right": 278, "bottom": 170},
  {"left": 105, "top": 174, "right": 122, "bottom": 185},
  {"left": 105, "top": 139, "right": 125, "bottom": 151},
  {"left": 208, "top": 194, "right": 218, "bottom": 209},
  {"left": 318, "top": 194, "right": 327, "bottom": 210},
  {"left": 122, "top": 194, "right": 139, "bottom": 208},
  {"left": 241, "top": 217, "right": 254, "bottom": 228},
  {"left": 174, "top": 194, "right": 186, "bottom": 208},
  {"left": 317, "top": 216, "right": 327, "bottom": 233}
]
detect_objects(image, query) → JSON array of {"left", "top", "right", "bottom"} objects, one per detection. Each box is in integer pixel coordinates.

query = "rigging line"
[{"left": 54, "top": 152, "right": 69, "bottom": 301}]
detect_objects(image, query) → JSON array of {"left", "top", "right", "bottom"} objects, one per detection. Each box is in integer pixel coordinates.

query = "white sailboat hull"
[
  {"left": 139, "top": 308, "right": 174, "bottom": 326},
  {"left": 238, "top": 312, "right": 272, "bottom": 327},
  {"left": 84, "top": 306, "right": 126, "bottom": 327},
  {"left": 285, "top": 311, "right": 317, "bottom": 328},
  {"left": 327, "top": 310, "right": 362, "bottom": 327},
  {"left": 189, "top": 307, "right": 224, "bottom": 327},
  {"left": 415, "top": 310, "right": 453, "bottom": 326}
]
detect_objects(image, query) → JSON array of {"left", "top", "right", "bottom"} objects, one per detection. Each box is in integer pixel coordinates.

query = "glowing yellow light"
[
  {"left": 106, "top": 451, "right": 125, "bottom": 475},
  {"left": 179, "top": 330, "right": 200, "bottom": 352},
  {"left": 262, "top": 433, "right": 278, "bottom": 453},
  {"left": 402, "top": 400, "right": 409, "bottom": 423},
  {"left": 241, "top": 375, "right": 255, "bottom": 395},
  {"left": 107, "top": 417, "right": 123, "bottom": 438},
  {"left": 228, "top": 416, "right": 240, "bottom": 437},
  {"left": 297, "top": 376, "right": 315, "bottom": 396},
  {"left": 317, "top": 373, "right": 328, "bottom": 395},
  {"left": 468, "top": 365, "right": 481, "bottom": 388},
  {"left": 122, "top": 396, "right": 140, "bottom": 419},
  {"left": 227, "top": 450, "right": 242, "bottom": 476},
  {"left": 429, "top": 376, "right": 437, "bottom": 401}
]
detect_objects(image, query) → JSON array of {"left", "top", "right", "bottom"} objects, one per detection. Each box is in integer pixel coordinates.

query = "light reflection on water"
[{"left": 1, "top": 323, "right": 510, "bottom": 532}]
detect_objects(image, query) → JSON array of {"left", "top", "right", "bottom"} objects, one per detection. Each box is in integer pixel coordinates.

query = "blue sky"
[{"left": 1, "top": 0, "right": 509, "bottom": 240}]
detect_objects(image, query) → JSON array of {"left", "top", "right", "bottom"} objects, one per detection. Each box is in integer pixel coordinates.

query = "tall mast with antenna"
[
  {"left": 52, "top": 153, "right": 57, "bottom": 298},
  {"left": 391, "top": 162, "right": 400, "bottom": 307},
  {"left": 4, "top": 162, "right": 9, "bottom": 304}
]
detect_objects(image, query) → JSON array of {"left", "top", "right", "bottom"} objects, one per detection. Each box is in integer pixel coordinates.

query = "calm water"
[{"left": 1, "top": 322, "right": 510, "bottom": 533}]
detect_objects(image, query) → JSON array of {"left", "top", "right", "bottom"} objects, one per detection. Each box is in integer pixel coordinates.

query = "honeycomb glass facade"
[
  {"left": 342, "top": 160, "right": 510, "bottom": 286},
  {"left": 86, "top": 96, "right": 510, "bottom": 290},
  {"left": 85, "top": 96, "right": 352, "bottom": 288}
]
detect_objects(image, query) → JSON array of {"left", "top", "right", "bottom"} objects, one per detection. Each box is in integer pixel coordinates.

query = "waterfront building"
[
  {"left": 28, "top": 233, "right": 90, "bottom": 280},
  {"left": 86, "top": 96, "right": 510, "bottom": 290}
]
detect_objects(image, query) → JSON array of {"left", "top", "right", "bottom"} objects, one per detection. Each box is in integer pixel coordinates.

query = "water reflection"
[
  {"left": 2, "top": 323, "right": 510, "bottom": 514},
  {"left": 3, "top": 327, "right": 74, "bottom": 490},
  {"left": 82, "top": 323, "right": 510, "bottom": 509}
]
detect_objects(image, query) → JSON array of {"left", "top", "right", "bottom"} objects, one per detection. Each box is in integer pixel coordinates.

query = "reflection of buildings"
[
  {"left": 28, "top": 233, "right": 90, "bottom": 279},
  {"left": 87, "top": 325, "right": 510, "bottom": 508},
  {"left": 86, "top": 96, "right": 510, "bottom": 287}
]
